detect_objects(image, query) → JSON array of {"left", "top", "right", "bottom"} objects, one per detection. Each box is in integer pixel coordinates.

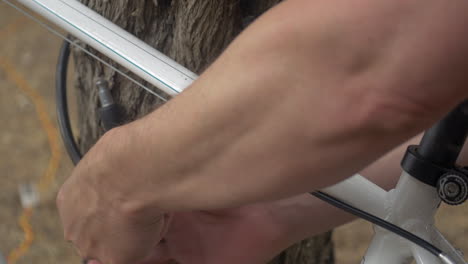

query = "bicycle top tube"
[{"left": 11, "top": 0, "right": 198, "bottom": 96}]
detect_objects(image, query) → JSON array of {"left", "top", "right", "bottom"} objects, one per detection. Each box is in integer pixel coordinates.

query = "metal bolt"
[
  {"left": 96, "top": 79, "right": 114, "bottom": 107},
  {"left": 444, "top": 182, "right": 460, "bottom": 197}
]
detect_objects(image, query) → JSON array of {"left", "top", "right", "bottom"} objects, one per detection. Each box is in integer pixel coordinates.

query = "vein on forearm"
[{"left": 115, "top": 0, "right": 468, "bottom": 212}]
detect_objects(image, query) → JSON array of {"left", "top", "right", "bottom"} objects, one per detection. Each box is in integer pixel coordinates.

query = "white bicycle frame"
[{"left": 4, "top": 1, "right": 466, "bottom": 264}]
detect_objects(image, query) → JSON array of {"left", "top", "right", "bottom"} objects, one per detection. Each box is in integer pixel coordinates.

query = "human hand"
[
  {"left": 140, "top": 205, "right": 285, "bottom": 264},
  {"left": 57, "top": 173, "right": 171, "bottom": 264},
  {"left": 85, "top": 204, "right": 286, "bottom": 264},
  {"left": 56, "top": 131, "right": 172, "bottom": 264},
  {"left": 56, "top": 127, "right": 291, "bottom": 264}
]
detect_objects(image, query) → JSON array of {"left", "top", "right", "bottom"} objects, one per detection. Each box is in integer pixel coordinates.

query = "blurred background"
[{"left": 0, "top": 2, "right": 466, "bottom": 264}]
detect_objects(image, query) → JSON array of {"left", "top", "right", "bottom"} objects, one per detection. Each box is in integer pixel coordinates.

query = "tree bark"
[{"left": 72, "top": 1, "right": 334, "bottom": 263}]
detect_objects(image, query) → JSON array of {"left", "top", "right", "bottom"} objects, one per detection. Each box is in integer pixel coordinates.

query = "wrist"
[
  {"left": 87, "top": 125, "right": 164, "bottom": 216},
  {"left": 105, "top": 119, "right": 199, "bottom": 213}
]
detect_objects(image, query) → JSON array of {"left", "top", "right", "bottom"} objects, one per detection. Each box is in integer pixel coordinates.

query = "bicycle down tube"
[{"left": 7, "top": 0, "right": 197, "bottom": 96}]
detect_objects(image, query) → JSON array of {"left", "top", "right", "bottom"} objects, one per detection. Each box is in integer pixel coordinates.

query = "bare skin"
[
  {"left": 57, "top": 0, "right": 468, "bottom": 263},
  {"left": 87, "top": 135, "right": 466, "bottom": 264}
]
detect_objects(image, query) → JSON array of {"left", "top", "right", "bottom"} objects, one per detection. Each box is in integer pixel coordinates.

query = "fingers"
[
  {"left": 81, "top": 237, "right": 172, "bottom": 264},
  {"left": 160, "top": 214, "right": 173, "bottom": 240}
]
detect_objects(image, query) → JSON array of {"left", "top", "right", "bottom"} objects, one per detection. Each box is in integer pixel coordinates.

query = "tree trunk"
[{"left": 72, "top": 1, "right": 334, "bottom": 263}]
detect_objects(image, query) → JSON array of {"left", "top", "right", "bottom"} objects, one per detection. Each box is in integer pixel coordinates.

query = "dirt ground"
[{"left": 0, "top": 3, "right": 466, "bottom": 264}]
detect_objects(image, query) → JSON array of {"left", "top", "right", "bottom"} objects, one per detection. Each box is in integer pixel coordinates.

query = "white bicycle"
[{"left": 2, "top": 1, "right": 467, "bottom": 264}]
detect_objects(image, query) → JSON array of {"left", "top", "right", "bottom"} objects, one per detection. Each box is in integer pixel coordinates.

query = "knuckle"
[
  {"left": 56, "top": 187, "right": 66, "bottom": 208},
  {"left": 63, "top": 229, "right": 74, "bottom": 242}
]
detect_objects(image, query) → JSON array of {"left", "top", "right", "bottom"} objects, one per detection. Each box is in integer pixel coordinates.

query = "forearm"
[{"left": 95, "top": 0, "right": 468, "bottom": 212}]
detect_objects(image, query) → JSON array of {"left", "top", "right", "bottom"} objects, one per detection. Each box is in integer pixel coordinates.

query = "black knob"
[{"left": 437, "top": 173, "right": 468, "bottom": 205}]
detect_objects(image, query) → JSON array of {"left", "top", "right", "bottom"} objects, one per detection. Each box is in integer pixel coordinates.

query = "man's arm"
[
  {"left": 58, "top": 0, "right": 468, "bottom": 263},
  {"left": 136, "top": 134, "right": 467, "bottom": 264},
  {"left": 83, "top": 0, "right": 468, "bottom": 211}
]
